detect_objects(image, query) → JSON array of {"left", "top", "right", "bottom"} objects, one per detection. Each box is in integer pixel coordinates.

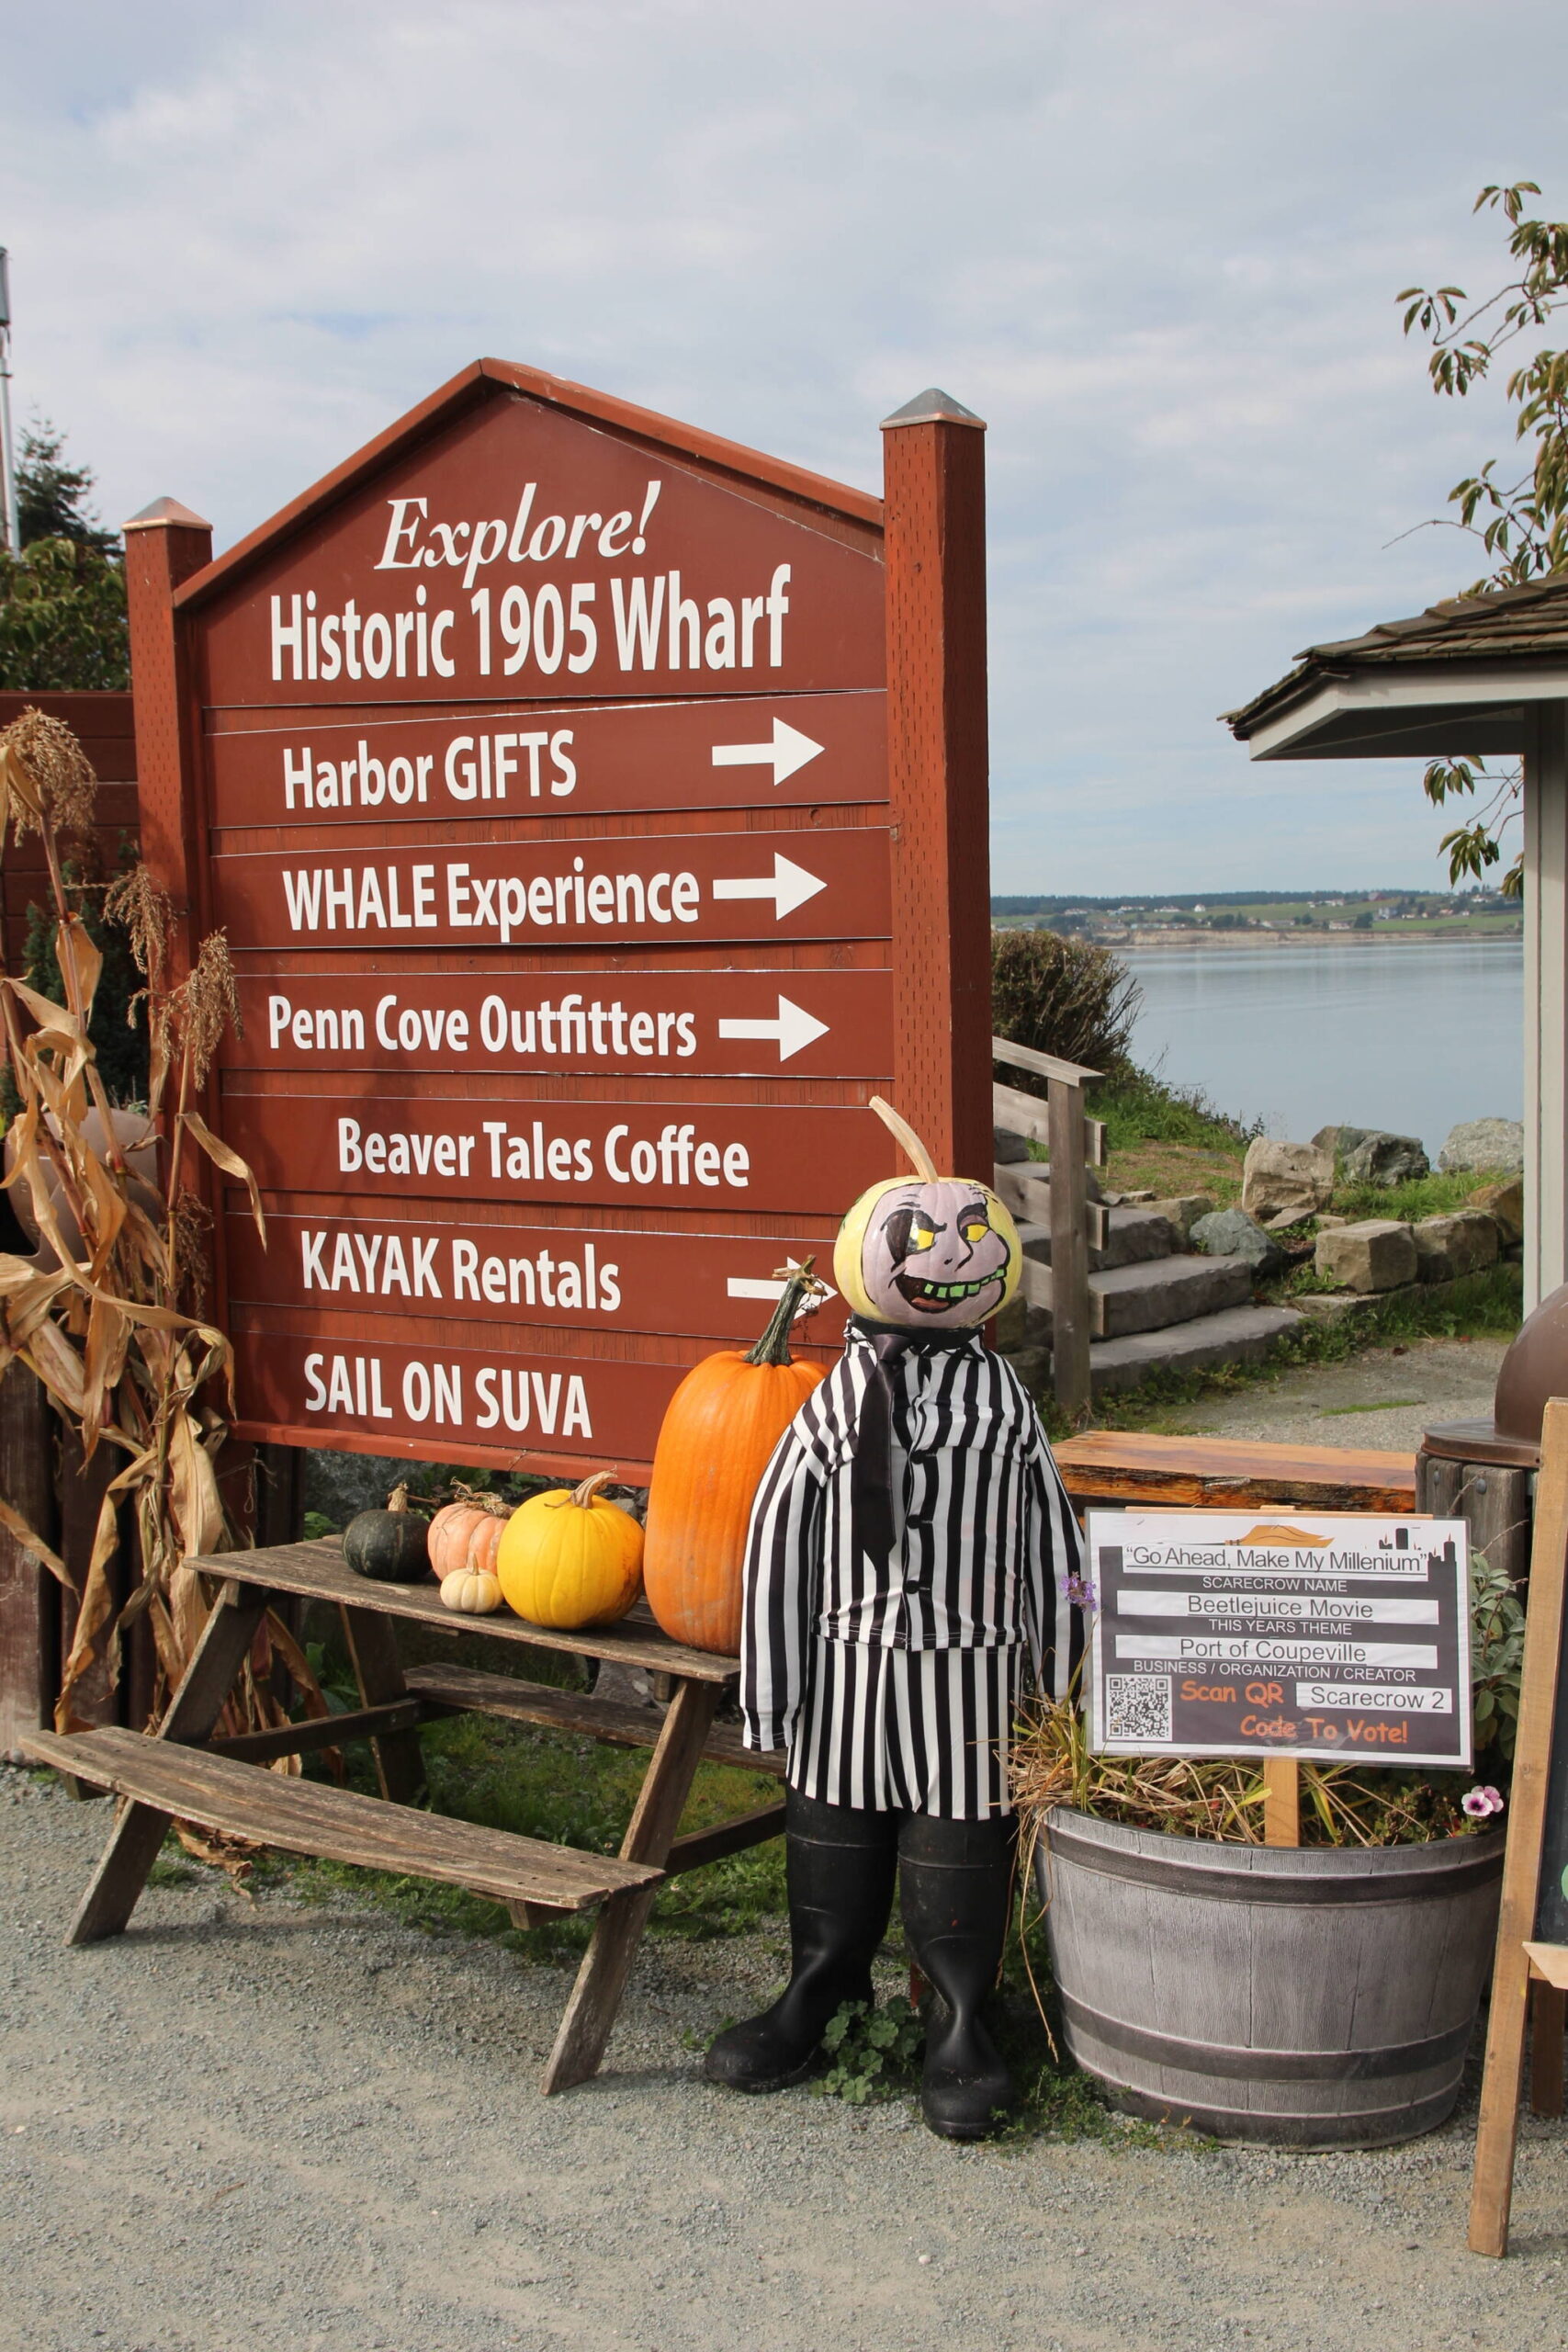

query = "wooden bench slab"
[
  {"left": 22, "top": 1727, "right": 660, "bottom": 1913},
  {"left": 404, "top": 1660, "right": 786, "bottom": 1780},
  {"left": 1053, "top": 1430, "right": 1417, "bottom": 1513},
  {"left": 184, "top": 1539, "right": 741, "bottom": 1683}
]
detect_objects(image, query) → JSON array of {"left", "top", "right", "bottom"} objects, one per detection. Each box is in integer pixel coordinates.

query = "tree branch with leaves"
[{"left": 1398, "top": 180, "right": 1568, "bottom": 895}]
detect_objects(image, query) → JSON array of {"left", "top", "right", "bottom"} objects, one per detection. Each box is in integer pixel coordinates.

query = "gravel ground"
[
  {"left": 1150, "top": 1334, "right": 1510, "bottom": 1457},
  {"left": 4, "top": 1763, "right": 1565, "bottom": 2352}
]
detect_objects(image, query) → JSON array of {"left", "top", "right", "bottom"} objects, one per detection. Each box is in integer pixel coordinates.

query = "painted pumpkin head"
[{"left": 834, "top": 1099, "right": 1021, "bottom": 1329}]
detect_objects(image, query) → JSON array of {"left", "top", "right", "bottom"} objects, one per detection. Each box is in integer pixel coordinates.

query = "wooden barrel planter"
[{"left": 1038, "top": 1807, "right": 1506, "bottom": 2147}]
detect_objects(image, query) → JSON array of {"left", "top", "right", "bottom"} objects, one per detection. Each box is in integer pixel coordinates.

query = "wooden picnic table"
[{"left": 22, "top": 1538, "right": 784, "bottom": 2094}]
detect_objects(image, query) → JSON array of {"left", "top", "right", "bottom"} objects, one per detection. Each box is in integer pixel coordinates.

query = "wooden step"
[
  {"left": 1089, "top": 1252, "right": 1254, "bottom": 1338},
  {"left": 21, "top": 1726, "right": 660, "bottom": 1913},
  {"left": 404, "top": 1660, "right": 786, "bottom": 1780},
  {"left": 1088, "top": 1302, "right": 1304, "bottom": 1393}
]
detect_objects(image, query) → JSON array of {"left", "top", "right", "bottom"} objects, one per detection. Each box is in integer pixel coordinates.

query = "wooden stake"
[
  {"left": 1469, "top": 1396, "right": 1568, "bottom": 2256},
  {"left": 1263, "top": 1757, "right": 1300, "bottom": 1848}
]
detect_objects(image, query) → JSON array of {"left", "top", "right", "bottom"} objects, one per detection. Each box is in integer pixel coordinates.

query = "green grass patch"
[
  {"left": 1327, "top": 1169, "right": 1508, "bottom": 1224},
  {"left": 1317, "top": 1396, "right": 1424, "bottom": 1417},
  {"left": 1085, "top": 1066, "right": 1256, "bottom": 1158}
]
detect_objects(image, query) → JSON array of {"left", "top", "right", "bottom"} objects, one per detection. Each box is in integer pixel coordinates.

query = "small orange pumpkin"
[
  {"left": 428, "top": 1490, "right": 509, "bottom": 1583},
  {"left": 642, "top": 1261, "right": 826, "bottom": 1655}
]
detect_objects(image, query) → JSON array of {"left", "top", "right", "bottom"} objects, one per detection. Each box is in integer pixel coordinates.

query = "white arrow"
[
  {"left": 716, "top": 993, "right": 830, "bottom": 1062},
  {"left": 728, "top": 1271, "right": 838, "bottom": 1313},
  {"left": 710, "top": 852, "right": 826, "bottom": 922},
  {"left": 711, "top": 717, "right": 824, "bottom": 786}
]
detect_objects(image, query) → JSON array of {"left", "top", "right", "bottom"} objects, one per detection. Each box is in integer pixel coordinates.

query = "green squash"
[{"left": 343, "top": 1484, "right": 431, "bottom": 1583}]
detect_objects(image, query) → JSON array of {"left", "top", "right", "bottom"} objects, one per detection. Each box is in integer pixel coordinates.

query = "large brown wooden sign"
[{"left": 125, "top": 360, "right": 991, "bottom": 1476}]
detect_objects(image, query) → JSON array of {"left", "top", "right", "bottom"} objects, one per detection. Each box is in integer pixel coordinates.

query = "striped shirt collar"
[{"left": 843, "top": 1314, "right": 988, "bottom": 1357}]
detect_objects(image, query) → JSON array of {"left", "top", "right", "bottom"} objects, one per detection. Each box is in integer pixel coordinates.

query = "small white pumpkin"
[{"left": 439, "top": 1563, "right": 503, "bottom": 1615}]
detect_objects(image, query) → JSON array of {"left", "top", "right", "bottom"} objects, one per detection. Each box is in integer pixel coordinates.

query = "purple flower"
[
  {"left": 1462, "top": 1786, "right": 1506, "bottom": 1819},
  {"left": 1060, "top": 1571, "right": 1097, "bottom": 1611}
]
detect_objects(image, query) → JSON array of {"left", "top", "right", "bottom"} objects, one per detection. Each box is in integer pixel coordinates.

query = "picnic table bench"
[{"left": 23, "top": 1538, "right": 784, "bottom": 2094}]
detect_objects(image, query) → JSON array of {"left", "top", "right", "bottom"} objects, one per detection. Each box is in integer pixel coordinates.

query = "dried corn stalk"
[{"left": 0, "top": 707, "right": 309, "bottom": 1747}]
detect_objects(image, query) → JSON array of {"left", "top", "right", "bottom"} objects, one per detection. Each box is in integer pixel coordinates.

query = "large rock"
[
  {"left": 1312, "top": 1125, "right": 1372, "bottom": 1161},
  {"left": 1190, "top": 1206, "right": 1283, "bottom": 1277},
  {"left": 1145, "top": 1193, "right": 1217, "bottom": 1244},
  {"left": 1342, "top": 1131, "right": 1430, "bottom": 1187},
  {"left": 994, "top": 1125, "right": 1032, "bottom": 1165},
  {"left": 1468, "top": 1176, "right": 1524, "bottom": 1247},
  {"left": 1412, "top": 1210, "right": 1501, "bottom": 1283},
  {"left": 1439, "top": 1117, "right": 1525, "bottom": 1176},
  {"left": 1240, "top": 1138, "right": 1334, "bottom": 1228},
  {"left": 1314, "top": 1218, "right": 1417, "bottom": 1294}
]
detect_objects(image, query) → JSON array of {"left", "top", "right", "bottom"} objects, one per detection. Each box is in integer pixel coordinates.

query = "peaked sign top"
[{"left": 179, "top": 357, "right": 888, "bottom": 709}]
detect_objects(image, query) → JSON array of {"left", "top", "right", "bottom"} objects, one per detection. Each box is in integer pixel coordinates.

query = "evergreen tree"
[
  {"left": 17, "top": 421, "right": 118, "bottom": 555},
  {"left": 0, "top": 421, "right": 128, "bottom": 689}
]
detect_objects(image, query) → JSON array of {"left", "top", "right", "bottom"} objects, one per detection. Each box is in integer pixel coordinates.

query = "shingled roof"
[{"left": 1222, "top": 572, "right": 1568, "bottom": 761}]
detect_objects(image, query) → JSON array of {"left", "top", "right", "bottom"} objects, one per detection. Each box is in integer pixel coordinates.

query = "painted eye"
[
  {"left": 908, "top": 1219, "right": 938, "bottom": 1253},
  {"left": 961, "top": 1216, "right": 991, "bottom": 1243}
]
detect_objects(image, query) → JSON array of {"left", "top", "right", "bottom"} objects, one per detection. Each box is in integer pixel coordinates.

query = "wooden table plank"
[
  {"left": 1054, "top": 1431, "right": 1417, "bottom": 1513},
  {"left": 664, "top": 1802, "right": 787, "bottom": 1875},
  {"left": 62, "top": 1581, "right": 272, "bottom": 1946},
  {"left": 404, "top": 1659, "right": 786, "bottom": 1780},
  {"left": 23, "top": 1726, "right": 660, "bottom": 1912},
  {"left": 543, "top": 1679, "right": 723, "bottom": 2092},
  {"left": 183, "top": 1540, "right": 740, "bottom": 1683},
  {"left": 209, "top": 1697, "right": 425, "bottom": 1763}
]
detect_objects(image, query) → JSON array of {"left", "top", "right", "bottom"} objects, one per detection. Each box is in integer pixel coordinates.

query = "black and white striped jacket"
[{"left": 740, "top": 1321, "right": 1084, "bottom": 1758}]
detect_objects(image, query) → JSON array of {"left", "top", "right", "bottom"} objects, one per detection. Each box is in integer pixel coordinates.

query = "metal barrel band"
[{"left": 1058, "top": 1988, "right": 1474, "bottom": 2084}]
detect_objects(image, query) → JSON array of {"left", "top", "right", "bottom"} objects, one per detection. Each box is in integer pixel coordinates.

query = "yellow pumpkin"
[
  {"left": 439, "top": 1564, "right": 504, "bottom": 1614},
  {"left": 498, "top": 1472, "right": 644, "bottom": 1630},
  {"left": 833, "top": 1097, "right": 1021, "bottom": 1329}
]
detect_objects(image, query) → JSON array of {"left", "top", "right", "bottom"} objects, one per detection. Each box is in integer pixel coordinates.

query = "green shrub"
[{"left": 992, "top": 928, "right": 1140, "bottom": 1093}]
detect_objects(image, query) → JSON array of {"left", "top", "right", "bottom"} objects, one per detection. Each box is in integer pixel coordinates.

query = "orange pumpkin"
[
  {"left": 642, "top": 1262, "right": 826, "bottom": 1654},
  {"left": 428, "top": 1492, "right": 509, "bottom": 1583}
]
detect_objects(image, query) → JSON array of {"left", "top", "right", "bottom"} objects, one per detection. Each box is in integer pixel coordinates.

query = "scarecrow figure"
[{"left": 705, "top": 1100, "right": 1083, "bottom": 2138}]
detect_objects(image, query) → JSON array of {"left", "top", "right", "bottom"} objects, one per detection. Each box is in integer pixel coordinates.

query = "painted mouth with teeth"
[{"left": 895, "top": 1272, "right": 1004, "bottom": 1314}]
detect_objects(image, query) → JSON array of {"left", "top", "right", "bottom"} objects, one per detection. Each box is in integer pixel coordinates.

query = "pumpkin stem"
[
  {"left": 569, "top": 1471, "right": 617, "bottom": 1509},
  {"left": 387, "top": 1483, "right": 409, "bottom": 1514},
  {"left": 868, "top": 1095, "right": 940, "bottom": 1182},
  {"left": 452, "top": 1479, "right": 511, "bottom": 1517},
  {"left": 744, "top": 1255, "right": 822, "bottom": 1366}
]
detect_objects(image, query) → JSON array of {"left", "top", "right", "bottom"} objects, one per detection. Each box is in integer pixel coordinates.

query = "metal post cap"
[{"left": 880, "top": 389, "right": 986, "bottom": 430}]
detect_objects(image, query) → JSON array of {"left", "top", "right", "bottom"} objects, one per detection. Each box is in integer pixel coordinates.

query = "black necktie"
[{"left": 851, "top": 1330, "right": 912, "bottom": 1569}]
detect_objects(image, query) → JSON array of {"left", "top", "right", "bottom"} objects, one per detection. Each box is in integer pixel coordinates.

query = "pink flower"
[{"left": 1462, "top": 1786, "right": 1506, "bottom": 1819}]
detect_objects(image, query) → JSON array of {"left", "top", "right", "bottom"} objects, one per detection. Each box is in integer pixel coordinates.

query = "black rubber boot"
[
  {"left": 898, "top": 1812, "right": 1018, "bottom": 2141},
  {"left": 705, "top": 1790, "right": 898, "bottom": 2093}
]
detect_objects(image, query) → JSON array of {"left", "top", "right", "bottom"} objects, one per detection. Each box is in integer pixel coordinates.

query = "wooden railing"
[{"left": 992, "top": 1036, "right": 1105, "bottom": 1417}]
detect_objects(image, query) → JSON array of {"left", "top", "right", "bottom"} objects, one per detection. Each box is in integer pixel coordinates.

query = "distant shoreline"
[{"left": 1045, "top": 927, "right": 1523, "bottom": 954}]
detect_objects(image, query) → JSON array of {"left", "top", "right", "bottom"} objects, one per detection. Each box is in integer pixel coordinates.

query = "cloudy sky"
[{"left": 6, "top": 1, "right": 1567, "bottom": 890}]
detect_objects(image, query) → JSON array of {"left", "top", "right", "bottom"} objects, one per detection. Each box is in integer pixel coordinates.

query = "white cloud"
[{"left": 5, "top": 0, "right": 1567, "bottom": 886}]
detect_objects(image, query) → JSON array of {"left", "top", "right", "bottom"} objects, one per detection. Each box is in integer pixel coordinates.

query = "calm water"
[{"left": 1120, "top": 940, "right": 1523, "bottom": 1158}]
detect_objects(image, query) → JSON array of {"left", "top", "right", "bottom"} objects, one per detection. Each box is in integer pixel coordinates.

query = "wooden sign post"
[
  {"left": 1468, "top": 1395, "right": 1568, "bottom": 2257},
  {"left": 123, "top": 363, "right": 992, "bottom": 1481}
]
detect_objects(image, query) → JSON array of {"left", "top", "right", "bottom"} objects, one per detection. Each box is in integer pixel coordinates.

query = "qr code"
[{"left": 1104, "top": 1674, "right": 1172, "bottom": 1745}]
